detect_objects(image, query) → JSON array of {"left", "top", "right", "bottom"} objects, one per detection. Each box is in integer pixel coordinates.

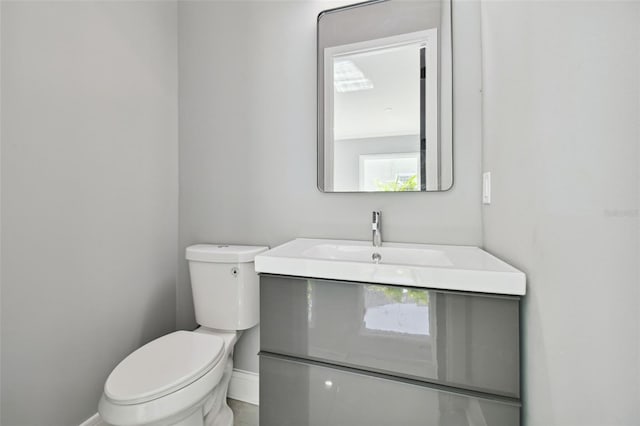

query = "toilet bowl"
[{"left": 99, "top": 244, "right": 268, "bottom": 426}]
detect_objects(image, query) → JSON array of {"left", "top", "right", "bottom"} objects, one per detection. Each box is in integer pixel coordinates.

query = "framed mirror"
[{"left": 318, "top": 0, "right": 453, "bottom": 192}]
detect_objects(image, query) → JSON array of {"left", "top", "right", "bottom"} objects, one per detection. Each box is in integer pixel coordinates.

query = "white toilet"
[{"left": 99, "top": 244, "right": 268, "bottom": 426}]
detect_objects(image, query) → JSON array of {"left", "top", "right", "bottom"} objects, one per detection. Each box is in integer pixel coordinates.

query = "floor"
[{"left": 228, "top": 399, "right": 258, "bottom": 426}]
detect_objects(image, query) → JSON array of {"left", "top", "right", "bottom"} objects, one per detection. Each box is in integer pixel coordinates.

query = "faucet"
[{"left": 372, "top": 211, "right": 382, "bottom": 247}]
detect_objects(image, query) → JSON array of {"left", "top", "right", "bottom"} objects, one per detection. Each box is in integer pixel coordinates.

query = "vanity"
[
  {"left": 254, "top": 239, "right": 525, "bottom": 426},
  {"left": 253, "top": 0, "right": 524, "bottom": 422}
]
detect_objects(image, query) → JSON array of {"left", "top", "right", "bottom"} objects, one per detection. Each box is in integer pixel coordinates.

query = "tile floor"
[{"left": 228, "top": 399, "right": 258, "bottom": 426}]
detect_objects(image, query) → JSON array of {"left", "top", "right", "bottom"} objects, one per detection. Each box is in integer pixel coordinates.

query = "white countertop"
[{"left": 254, "top": 238, "right": 526, "bottom": 296}]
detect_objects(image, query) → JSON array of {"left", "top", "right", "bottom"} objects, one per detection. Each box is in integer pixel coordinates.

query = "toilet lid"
[{"left": 104, "top": 331, "right": 225, "bottom": 405}]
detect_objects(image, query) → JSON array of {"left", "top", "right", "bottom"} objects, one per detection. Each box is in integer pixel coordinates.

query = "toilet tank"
[{"left": 186, "top": 244, "right": 269, "bottom": 331}]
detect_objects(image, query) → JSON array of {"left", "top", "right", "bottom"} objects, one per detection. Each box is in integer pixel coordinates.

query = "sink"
[
  {"left": 302, "top": 243, "right": 453, "bottom": 267},
  {"left": 254, "top": 238, "right": 526, "bottom": 295}
]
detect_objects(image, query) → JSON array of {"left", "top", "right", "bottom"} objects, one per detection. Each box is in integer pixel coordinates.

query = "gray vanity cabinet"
[{"left": 259, "top": 275, "right": 522, "bottom": 426}]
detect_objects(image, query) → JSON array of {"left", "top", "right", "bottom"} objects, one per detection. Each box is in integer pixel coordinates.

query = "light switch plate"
[{"left": 482, "top": 172, "right": 491, "bottom": 204}]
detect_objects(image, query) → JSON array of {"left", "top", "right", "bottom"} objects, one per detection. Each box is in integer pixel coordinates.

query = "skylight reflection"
[{"left": 333, "top": 60, "right": 374, "bottom": 93}]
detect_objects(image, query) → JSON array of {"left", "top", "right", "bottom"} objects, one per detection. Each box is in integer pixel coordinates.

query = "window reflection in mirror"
[{"left": 318, "top": 0, "right": 452, "bottom": 193}]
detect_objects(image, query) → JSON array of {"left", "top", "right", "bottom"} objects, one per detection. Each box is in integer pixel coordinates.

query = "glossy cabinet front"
[
  {"left": 260, "top": 354, "right": 520, "bottom": 426},
  {"left": 259, "top": 275, "right": 522, "bottom": 426},
  {"left": 260, "top": 275, "right": 520, "bottom": 397}
]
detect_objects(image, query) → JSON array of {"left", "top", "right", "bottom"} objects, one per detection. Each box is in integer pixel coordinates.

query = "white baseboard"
[
  {"left": 78, "top": 413, "right": 106, "bottom": 426},
  {"left": 228, "top": 368, "right": 259, "bottom": 406}
]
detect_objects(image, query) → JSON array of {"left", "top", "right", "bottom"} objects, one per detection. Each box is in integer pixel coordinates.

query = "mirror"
[{"left": 318, "top": 0, "right": 453, "bottom": 192}]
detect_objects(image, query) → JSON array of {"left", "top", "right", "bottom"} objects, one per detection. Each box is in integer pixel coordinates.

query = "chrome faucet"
[{"left": 372, "top": 211, "right": 382, "bottom": 247}]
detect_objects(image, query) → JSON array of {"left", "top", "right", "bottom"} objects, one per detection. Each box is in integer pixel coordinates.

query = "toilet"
[{"left": 99, "top": 244, "right": 268, "bottom": 426}]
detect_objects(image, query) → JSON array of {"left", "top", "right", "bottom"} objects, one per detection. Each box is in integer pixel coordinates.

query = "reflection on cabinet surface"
[
  {"left": 259, "top": 275, "right": 522, "bottom": 426},
  {"left": 261, "top": 355, "right": 520, "bottom": 426}
]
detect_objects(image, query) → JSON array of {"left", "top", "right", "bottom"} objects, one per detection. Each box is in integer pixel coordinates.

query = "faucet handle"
[
  {"left": 372, "top": 211, "right": 381, "bottom": 227},
  {"left": 371, "top": 211, "right": 382, "bottom": 247}
]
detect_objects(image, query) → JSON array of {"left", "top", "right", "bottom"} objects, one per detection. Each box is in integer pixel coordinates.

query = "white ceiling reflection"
[{"left": 334, "top": 43, "right": 420, "bottom": 140}]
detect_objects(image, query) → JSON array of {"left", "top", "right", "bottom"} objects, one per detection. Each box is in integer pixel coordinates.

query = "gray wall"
[
  {"left": 178, "top": 0, "right": 483, "bottom": 372},
  {"left": 480, "top": 1, "right": 639, "bottom": 425},
  {"left": 0, "top": 2, "right": 3, "bottom": 422},
  {"left": 0, "top": 2, "right": 178, "bottom": 425}
]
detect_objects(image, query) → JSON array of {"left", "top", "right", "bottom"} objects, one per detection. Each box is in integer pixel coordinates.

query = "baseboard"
[
  {"left": 78, "top": 413, "right": 106, "bottom": 426},
  {"left": 228, "top": 368, "right": 259, "bottom": 405}
]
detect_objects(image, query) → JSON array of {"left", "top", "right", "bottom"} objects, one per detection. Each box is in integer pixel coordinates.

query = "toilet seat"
[{"left": 104, "top": 331, "right": 225, "bottom": 405}]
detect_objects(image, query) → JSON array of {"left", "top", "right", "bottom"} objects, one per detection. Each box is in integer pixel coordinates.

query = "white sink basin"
[
  {"left": 254, "top": 238, "right": 526, "bottom": 295},
  {"left": 302, "top": 243, "right": 453, "bottom": 267}
]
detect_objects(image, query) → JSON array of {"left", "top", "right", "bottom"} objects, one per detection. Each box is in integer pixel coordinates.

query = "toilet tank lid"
[{"left": 186, "top": 244, "right": 269, "bottom": 263}]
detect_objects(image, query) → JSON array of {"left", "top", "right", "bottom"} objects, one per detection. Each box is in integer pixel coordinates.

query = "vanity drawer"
[
  {"left": 259, "top": 354, "right": 520, "bottom": 426},
  {"left": 260, "top": 275, "right": 520, "bottom": 398}
]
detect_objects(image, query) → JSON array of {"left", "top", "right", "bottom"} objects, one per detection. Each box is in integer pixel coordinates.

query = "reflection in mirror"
[{"left": 318, "top": 0, "right": 452, "bottom": 192}]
